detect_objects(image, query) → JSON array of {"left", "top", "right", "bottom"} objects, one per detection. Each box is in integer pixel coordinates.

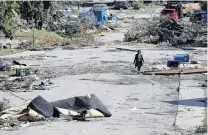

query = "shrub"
[
  {"left": 133, "top": 0, "right": 143, "bottom": 10},
  {"left": 200, "top": 1, "right": 207, "bottom": 12}
]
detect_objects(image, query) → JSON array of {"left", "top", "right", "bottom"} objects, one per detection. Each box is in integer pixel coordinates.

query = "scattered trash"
[
  {"left": 15, "top": 68, "right": 30, "bottom": 77},
  {"left": 20, "top": 122, "right": 30, "bottom": 128},
  {"left": 13, "top": 61, "right": 27, "bottom": 66},
  {"left": 130, "top": 107, "right": 137, "bottom": 111},
  {"left": 190, "top": 61, "right": 198, "bottom": 64},
  {"left": 152, "top": 62, "right": 160, "bottom": 65}
]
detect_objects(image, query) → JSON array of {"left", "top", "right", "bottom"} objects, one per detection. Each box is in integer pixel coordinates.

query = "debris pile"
[
  {"left": 0, "top": 94, "right": 111, "bottom": 130},
  {"left": 124, "top": 17, "right": 160, "bottom": 44},
  {"left": 0, "top": 59, "right": 53, "bottom": 92},
  {"left": 124, "top": 17, "right": 207, "bottom": 46}
]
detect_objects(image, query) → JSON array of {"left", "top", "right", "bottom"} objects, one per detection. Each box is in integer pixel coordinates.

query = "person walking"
[{"left": 134, "top": 50, "right": 144, "bottom": 72}]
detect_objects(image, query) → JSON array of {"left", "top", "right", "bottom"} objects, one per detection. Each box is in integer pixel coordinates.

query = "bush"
[
  {"left": 133, "top": 0, "right": 143, "bottom": 10},
  {"left": 200, "top": 1, "right": 207, "bottom": 12},
  {"left": 0, "top": 1, "right": 20, "bottom": 39}
]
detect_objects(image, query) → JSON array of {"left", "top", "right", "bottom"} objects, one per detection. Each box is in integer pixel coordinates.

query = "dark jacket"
[{"left": 134, "top": 53, "right": 144, "bottom": 64}]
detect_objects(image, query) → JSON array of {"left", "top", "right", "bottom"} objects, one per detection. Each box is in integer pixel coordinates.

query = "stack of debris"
[
  {"left": 124, "top": 17, "right": 207, "bottom": 46},
  {"left": 0, "top": 60, "right": 47, "bottom": 92}
]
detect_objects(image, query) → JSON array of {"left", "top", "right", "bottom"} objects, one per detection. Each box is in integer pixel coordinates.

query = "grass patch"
[
  {"left": 15, "top": 29, "right": 96, "bottom": 47},
  {"left": 195, "top": 118, "right": 207, "bottom": 134},
  {"left": 133, "top": 0, "right": 144, "bottom": 10},
  {"left": 15, "top": 30, "right": 71, "bottom": 46},
  {"left": 0, "top": 49, "right": 23, "bottom": 56},
  {"left": 203, "top": 118, "right": 207, "bottom": 127},
  {"left": 15, "top": 29, "right": 63, "bottom": 41}
]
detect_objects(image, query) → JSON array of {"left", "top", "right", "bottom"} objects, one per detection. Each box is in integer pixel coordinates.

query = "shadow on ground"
[{"left": 162, "top": 98, "right": 207, "bottom": 107}]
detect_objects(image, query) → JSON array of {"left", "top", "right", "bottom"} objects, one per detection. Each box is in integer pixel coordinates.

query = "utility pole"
[
  {"left": 32, "top": 18, "right": 35, "bottom": 48},
  {"left": 31, "top": 2, "right": 35, "bottom": 49},
  {"left": 78, "top": 0, "right": 81, "bottom": 10}
]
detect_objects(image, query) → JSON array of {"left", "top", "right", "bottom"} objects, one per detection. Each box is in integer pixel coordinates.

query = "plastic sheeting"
[{"left": 27, "top": 94, "right": 111, "bottom": 120}]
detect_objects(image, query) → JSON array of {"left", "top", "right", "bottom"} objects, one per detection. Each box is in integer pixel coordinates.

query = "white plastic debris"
[
  {"left": 87, "top": 94, "right": 91, "bottom": 99},
  {"left": 21, "top": 122, "right": 30, "bottom": 128},
  {"left": 130, "top": 107, "right": 137, "bottom": 111}
]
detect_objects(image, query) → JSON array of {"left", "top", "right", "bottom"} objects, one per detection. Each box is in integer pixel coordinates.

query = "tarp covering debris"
[
  {"left": 0, "top": 94, "right": 111, "bottom": 129},
  {"left": 51, "top": 94, "right": 111, "bottom": 117}
]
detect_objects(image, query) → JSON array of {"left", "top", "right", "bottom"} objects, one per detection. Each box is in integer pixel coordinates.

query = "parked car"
[{"left": 114, "top": 0, "right": 131, "bottom": 9}]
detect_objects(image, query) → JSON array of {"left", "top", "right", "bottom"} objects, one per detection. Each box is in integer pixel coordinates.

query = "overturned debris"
[{"left": 0, "top": 94, "right": 111, "bottom": 130}]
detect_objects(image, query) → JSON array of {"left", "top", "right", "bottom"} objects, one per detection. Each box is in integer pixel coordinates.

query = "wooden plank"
[
  {"left": 144, "top": 68, "right": 207, "bottom": 75},
  {"left": 116, "top": 48, "right": 137, "bottom": 52}
]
